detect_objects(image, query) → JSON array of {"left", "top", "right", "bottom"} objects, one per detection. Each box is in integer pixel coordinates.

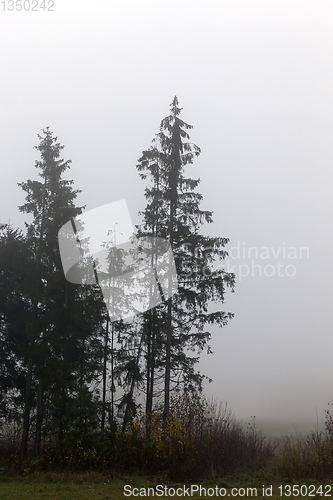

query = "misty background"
[{"left": 1, "top": 0, "right": 332, "bottom": 432}]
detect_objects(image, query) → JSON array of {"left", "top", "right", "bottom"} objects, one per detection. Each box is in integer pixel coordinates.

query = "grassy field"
[
  {"left": 0, "top": 474, "right": 332, "bottom": 500},
  {"left": 0, "top": 479, "right": 124, "bottom": 500}
]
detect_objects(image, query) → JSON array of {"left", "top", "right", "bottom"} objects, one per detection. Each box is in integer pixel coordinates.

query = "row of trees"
[{"left": 0, "top": 97, "right": 235, "bottom": 455}]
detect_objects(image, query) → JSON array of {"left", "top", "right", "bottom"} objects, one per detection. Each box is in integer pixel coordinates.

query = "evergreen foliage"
[
  {"left": 0, "top": 100, "right": 235, "bottom": 462},
  {"left": 136, "top": 97, "right": 235, "bottom": 418}
]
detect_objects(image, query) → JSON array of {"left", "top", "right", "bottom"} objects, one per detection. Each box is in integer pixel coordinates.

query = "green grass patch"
[{"left": 0, "top": 475, "right": 332, "bottom": 500}]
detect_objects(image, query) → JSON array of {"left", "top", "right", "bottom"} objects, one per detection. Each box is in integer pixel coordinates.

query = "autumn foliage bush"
[
  {"left": 4, "top": 398, "right": 333, "bottom": 480},
  {"left": 1, "top": 394, "right": 274, "bottom": 479},
  {"left": 272, "top": 404, "right": 333, "bottom": 480}
]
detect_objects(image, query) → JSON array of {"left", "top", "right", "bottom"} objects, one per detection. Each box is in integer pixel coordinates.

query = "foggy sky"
[{"left": 1, "top": 0, "right": 333, "bottom": 429}]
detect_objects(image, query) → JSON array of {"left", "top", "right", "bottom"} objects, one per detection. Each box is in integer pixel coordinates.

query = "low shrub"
[{"left": 0, "top": 394, "right": 275, "bottom": 479}]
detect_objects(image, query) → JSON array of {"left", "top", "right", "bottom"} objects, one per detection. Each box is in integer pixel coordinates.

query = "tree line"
[{"left": 0, "top": 97, "right": 235, "bottom": 456}]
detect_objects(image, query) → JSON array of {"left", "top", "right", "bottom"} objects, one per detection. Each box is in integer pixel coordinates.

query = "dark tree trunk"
[
  {"left": 22, "top": 355, "right": 33, "bottom": 456},
  {"left": 101, "top": 316, "right": 109, "bottom": 434},
  {"left": 122, "top": 333, "right": 143, "bottom": 434},
  {"left": 34, "top": 379, "right": 43, "bottom": 453}
]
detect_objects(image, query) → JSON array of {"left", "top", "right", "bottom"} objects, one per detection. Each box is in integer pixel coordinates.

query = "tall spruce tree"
[
  {"left": 137, "top": 97, "right": 235, "bottom": 421},
  {"left": 18, "top": 128, "right": 104, "bottom": 452}
]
